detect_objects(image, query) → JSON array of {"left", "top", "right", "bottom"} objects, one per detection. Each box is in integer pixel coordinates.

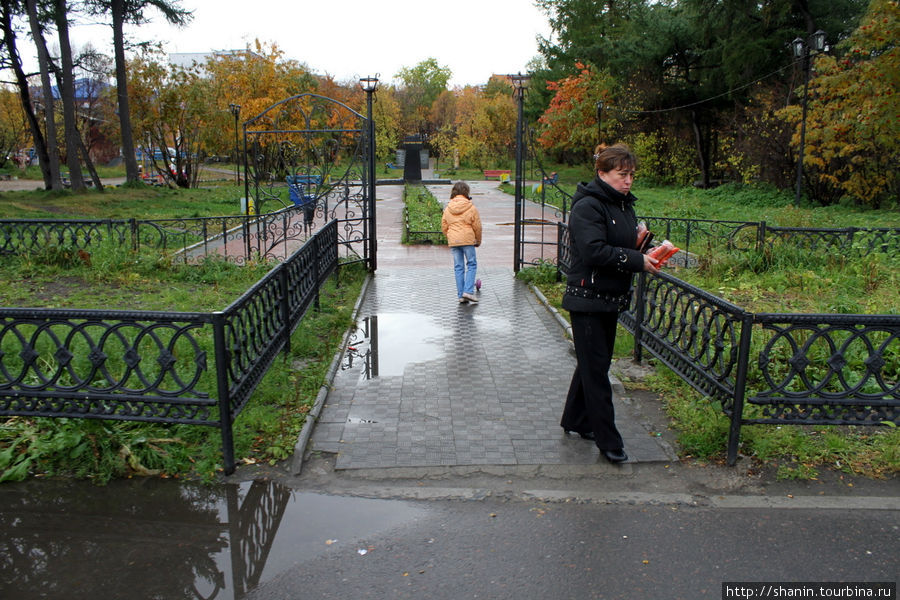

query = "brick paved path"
[{"left": 310, "top": 179, "right": 674, "bottom": 469}]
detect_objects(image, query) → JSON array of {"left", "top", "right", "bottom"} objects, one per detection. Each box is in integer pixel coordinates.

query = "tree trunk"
[
  {"left": 54, "top": 0, "right": 86, "bottom": 191},
  {"left": 0, "top": 2, "right": 52, "bottom": 187},
  {"left": 77, "top": 137, "right": 103, "bottom": 190},
  {"left": 111, "top": 0, "right": 140, "bottom": 183},
  {"left": 25, "top": 0, "right": 63, "bottom": 190},
  {"left": 691, "top": 109, "right": 711, "bottom": 188}
]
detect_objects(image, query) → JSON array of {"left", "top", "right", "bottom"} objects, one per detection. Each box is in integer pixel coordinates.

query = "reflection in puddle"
[
  {"left": 0, "top": 478, "right": 427, "bottom": 599},
  {"left": 342, "top": 312, "right": 446, "bottom": 379}
]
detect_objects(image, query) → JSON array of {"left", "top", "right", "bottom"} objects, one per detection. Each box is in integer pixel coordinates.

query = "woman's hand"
[{"left": 643, "top": 253, "right": 660, "bottom": 275}]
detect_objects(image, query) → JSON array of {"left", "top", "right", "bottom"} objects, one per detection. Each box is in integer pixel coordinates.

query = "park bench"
[
  {"left": 483, "top": 169, "right": 511, "bottom": 182},
  {"left": 0, "top": 174, "right": 11, "bottom": 181},
  {"left": 286, "top": 174, "right": 321, "bottom": 227},
  {"left": 61, "top": 172, "right": 94, "bottom": 188}
]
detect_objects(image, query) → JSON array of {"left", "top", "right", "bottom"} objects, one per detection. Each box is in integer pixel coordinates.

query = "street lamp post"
[
  {"left": 229, "top": 103, "right": 241, "bottom": 186},
  {"left": 791, "top": 29, "right": 826, "bottom": 204},
  {"left": 510, "top": 73, "right": 530, "bottom": 273},
  {"left": 596, "top": 101, "right": 603, "bottom": 145},
  {"left": 359, "top": 76, "right": 379, "bottom": 272}
]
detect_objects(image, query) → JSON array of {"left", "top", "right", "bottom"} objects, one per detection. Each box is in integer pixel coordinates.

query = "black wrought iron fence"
[
  {"left": 0, "top": 220, "right": 340, "bottom": 474},
  {"left": 2, "top": 205, "right": 344, "bottom": 265},
  {"left": 1, "top": 219, "right": 133, "bottom": 254},
  {"left": 556, "top": 218, "right": 899, "bottom": 274},
  {"left": 761, "top": 224, "right": 900, "bottom": 255},
  {"left": 557, "top": 222, "right": 899, "bottom": 465}
]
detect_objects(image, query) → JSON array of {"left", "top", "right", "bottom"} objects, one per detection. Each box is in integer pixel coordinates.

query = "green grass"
[
  {"left": 500, "top": 170, "right": 900, "bottom": 228},
  {"left": 402, "top": 184, "right": 446, "bottom": 245},
  {"left": 0, "top": 183, "right": 367, "bottom": 483},
  {"left": 0, "top": 245, "right": 366, "bottom": 483},
  {"left": 0, "top": 182, "right": 247, "bottom": 220}
]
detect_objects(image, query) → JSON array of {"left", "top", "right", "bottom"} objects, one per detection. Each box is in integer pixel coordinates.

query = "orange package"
[{"left": 646, "top": 239, "right": 680, "bottom": 267}]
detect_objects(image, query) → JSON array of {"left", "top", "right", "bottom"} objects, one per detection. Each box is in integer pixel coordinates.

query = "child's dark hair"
[{"left": 451, "top": 181, "right": 471, "bottom": 199}]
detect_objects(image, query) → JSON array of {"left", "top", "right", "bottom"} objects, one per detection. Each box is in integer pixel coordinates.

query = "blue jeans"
[{"left": 450, "top": 245, "right": 477, "bottom": 298}]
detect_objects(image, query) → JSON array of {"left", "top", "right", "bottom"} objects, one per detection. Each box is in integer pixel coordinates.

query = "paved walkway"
[{"left": 309, "top": 179, "right": 674, "bottom": 469}]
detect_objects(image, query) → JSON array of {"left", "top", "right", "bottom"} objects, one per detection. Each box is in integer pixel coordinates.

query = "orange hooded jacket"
[{"left": 441, "top": 195, "right": 482, "bottom": 247}]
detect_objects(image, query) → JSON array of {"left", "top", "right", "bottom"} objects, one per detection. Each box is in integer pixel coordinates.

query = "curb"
[{"left": 289, "top": 272, "right": 373, "bottom": 475}]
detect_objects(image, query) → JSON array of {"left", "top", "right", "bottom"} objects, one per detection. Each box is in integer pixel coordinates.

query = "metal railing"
[
  {"left": 0, "top": 220, "right": 340, "bottom": 474},
  {"left": 1, "top": 200, "right": 369, "bottom": 266},
  {"left": 557, "top": 222, "right": 899, "bottom": 465},
  {"left": 402, "top": 205, "right": 446, "bottom": 245}
]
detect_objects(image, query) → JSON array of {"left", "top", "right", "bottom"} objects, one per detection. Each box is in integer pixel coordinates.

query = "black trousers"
[{"left": 560, "top": 310, "right": 624, "bottom": 451}]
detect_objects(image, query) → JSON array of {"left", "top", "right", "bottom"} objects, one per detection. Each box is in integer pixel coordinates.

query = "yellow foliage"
[{"left": 794, "top": 0, "right": 900, "bottom": 206}]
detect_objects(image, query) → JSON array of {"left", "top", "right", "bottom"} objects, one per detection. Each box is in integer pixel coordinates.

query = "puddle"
[
  {"left": 342, "top": 312, "right": 446, "bottom": 379},
  {"left": 0, "top": 478, "right": 427, "bottom": 599}
]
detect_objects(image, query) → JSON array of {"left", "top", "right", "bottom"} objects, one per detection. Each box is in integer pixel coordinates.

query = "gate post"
[
  {"left": 511, "top": 73, "right": 529, "bottom": 272},
  {"left": 632, "top": 271, "right": 647, "bottom": 363},
  {"left": 361, "top": 76, "right": 379, "bottom": 272},
  {"left": 212, "top": 311, "right": 236, "bottom": 475},
  {"left": 727, "top": 312, "right": 755, "bottom": 466}
]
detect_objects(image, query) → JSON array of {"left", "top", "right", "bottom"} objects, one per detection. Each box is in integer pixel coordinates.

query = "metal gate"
[
  {"left": 513, "top": 124, "right": 571, "bottom": 272},
  {"left": 240, "top": 93, "right": 376, "bottom": 268}
]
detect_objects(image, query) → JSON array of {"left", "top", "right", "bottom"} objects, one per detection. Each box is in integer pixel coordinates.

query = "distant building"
[
  {"left": 169, "top": 49, "right": 263, "bottom": 74},
  {"left": 30, "top": 77, "right": 119, "bottom": 165}
]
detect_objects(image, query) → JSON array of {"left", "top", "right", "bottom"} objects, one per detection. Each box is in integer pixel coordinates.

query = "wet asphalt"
[{"left": 1, "top": 177, "right": 897, "bottom": 599}]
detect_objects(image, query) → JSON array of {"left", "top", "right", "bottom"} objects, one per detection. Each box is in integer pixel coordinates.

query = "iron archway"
[{"left": 239, "top": 93, "right": 375, "bottom": 268}]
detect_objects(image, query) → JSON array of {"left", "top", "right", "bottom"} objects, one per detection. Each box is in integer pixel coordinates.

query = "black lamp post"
[
  {"left": 359, "top": 76, "right": 379, "bottom": 272},
  {"left": 596, "top": 101, "right": 603, "bottom": 145},
  {"left": 510, "top": 72, "right": 530, "bottom": 273},
  {"left": 228, "top": 103, "right": 241, "bottom": 186},
  {"left": 791, "top": 29, "right": 826, "bottom": 204}
]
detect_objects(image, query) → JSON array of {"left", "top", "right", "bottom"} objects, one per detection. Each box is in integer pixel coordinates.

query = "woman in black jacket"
[{"left": 560, "top": 143, "right": 659, "bottom": 463}]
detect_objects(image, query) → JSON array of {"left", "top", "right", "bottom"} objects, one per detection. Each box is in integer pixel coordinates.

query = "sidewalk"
[{"left": 308, "top": 179, "right": 675, "bottom": 471}]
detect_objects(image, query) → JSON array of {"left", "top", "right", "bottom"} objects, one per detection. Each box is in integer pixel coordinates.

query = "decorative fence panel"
[
  {"left": 1, "top": 219, "right": 133, "bottom": 255},
  {"left": 0, "top": 220, "right": 340, "bottom": 474},
  {"left": 747, "top": 313, "right": 900, "bottom": 425}
]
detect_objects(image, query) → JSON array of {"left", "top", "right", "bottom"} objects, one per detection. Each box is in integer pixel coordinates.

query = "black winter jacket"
[{"left": 561, "top": 177, "right": 645, "bottom": 313}]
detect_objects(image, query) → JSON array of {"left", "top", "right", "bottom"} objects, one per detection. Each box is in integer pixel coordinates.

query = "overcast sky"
[{"left": 53, "top": 0, "right": 553, "bottom": 88}]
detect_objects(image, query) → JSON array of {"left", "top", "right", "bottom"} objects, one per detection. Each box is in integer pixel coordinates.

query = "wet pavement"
[
  {"left": 309, "top": 179, "right": 674, "bottom": 470},
  {"left": 3, "top": 477, "right": 896, "bottom": 600},
  {"left": 0, "top": 477, "right": 428, "bottom": 599}
]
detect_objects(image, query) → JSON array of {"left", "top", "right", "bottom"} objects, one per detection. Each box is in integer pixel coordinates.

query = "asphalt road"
[
  {"left": 2, "top": 477, "right": 895, "bottom": 600},
  {"left": 244, "top": 496, "right": 898, "bottom": 600}
]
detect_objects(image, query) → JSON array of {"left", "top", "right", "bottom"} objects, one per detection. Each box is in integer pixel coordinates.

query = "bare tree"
[
  {"left": 1, "top": 1, "right": 49, "bottom": 184},
  {"left": 88, "top": 0, "right": 191, "bottom": 184},
  {"left": 53, "top": 0, "right": 87, "bottom": 190},
  {"left": 24, "top": 0, "right": 66, "bottom": 190}
]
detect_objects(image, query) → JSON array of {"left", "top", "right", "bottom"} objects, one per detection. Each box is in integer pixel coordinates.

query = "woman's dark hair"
[
  {"left": 451, "top": 181, "right": 471, "bottom": 199},
  {"left": 593, "top": 143, "right": 637, "bottom": 173}
]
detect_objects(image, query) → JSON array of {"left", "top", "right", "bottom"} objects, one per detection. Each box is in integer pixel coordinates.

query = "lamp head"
[
  {"left": 509, "top": 72, "right": 530, "bottom": 90},
  {"left": 359, "top": 76, "right": 379, "bottom": 92},
  {"left": 812, "top": 30, "right": 826, "bottom": 53}
]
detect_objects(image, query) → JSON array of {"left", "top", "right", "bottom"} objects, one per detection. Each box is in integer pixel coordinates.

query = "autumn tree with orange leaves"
[
  {"left": 788, "top": 0, "right": 899, "bottom": 207},
  {"left": 537, "top": 62, "right": 620, "bottom": 162}
]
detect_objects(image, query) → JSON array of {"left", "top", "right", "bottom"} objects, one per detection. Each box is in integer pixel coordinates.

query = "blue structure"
[{"left": 286, "top": 174, "right": 321, "bottom": 227}]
